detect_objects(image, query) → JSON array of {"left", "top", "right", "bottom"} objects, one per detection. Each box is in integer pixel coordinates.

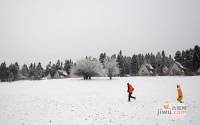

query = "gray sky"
[{"left": 0, "top": 0, "right": 200, "bottom": 65}]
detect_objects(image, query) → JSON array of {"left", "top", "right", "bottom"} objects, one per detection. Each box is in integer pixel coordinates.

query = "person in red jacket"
[{"left": 127, "top": 83, "right": 136, "bottom": 102}]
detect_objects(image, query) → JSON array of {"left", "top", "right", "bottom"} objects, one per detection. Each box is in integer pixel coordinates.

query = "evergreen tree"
[
  {"left": 64, "top": 59, "right": 73, "bottom": 74},
  {"left": 117, "top": 50, "right": 125, "bottom": 76},
  {"left": 184, "top": 49, "right": 193, "bottom": 70},
  {"left": 123, "top": 56, "right": 132, "bottom": 75},
  {"left": 56, "top": 60, "right": 62, "bottom": 70},
  {"left": 150, "top": 53, "right": 157, "bottom": 68},
  {"left": 167, "top": 55, "right": 174, "bottom": 67},
  {"left": 50, "top": 64, "right": 57, "bottom": 78},
  {"left": 161, "top": 50, "right": 166, "bottom": 66},
  {"left": 21, "top": 64, "right": 29, "bottom": 77},
  {"left": 181, "top": 50, "right": 186, "bottom": 67},
  {"left": 45, "top": 61, "right": 52, "bottom": 76},
  {"left": 192, "top": 45, "right": 200, "bottom": 72},
  {"left": 137, "top": 54, "right": 144, "bottom": 68},
  {"left": 131, "top": 55, "right": 139, "bottom": 75},
  {"left": 8, "top": 63, "right": 19, "bottom": 81},
  {"left": 0, "top": 62, "right": 8, "bottom": 81},
  {"left": 156, "top": 52, "right": 162, "bottom": 75},
  {"left": 99, "top": 52, "right": 106, "bottom": 65},
  {"left": 29, "top": 63, "right": 34, "bottom": 79},
  {"left": 174, "top": 51, "right": 182, "bottom": 63},
  {"left": 34, "top": 62, "right": 44, "bottom": 80},
  {"left": 144, "top": 53, "right": 151, "bottom": 64}
]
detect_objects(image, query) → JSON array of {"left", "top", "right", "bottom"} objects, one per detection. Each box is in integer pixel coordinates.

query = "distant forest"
[{"left": 0, "top": 45, "right": 200, "bottom": 82}]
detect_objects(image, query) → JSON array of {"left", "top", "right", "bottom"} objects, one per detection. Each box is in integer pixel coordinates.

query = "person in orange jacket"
[
  {"left": 177, "top": 85, "right": 183, "bottom": 103},
  {"left": 127, "top": 83, "right": 136, "bottom": 102}
]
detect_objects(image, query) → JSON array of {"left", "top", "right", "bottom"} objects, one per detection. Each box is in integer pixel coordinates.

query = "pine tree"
[
  {"left": 8, "top": 63, "right": 19, "bottom": 81},
  {"left": 29, "top": 63, "right": 34, "bottom": 79},
  {"left": 137, "top": 54, "right": 144, "bottom": 68},
  {"left": 131, "top": 55, "right": 139, "bottom": 75},
  {"left": 184, "top": 49, "right": 193, "bottom": 70},
  {"left": 181, "top": 50, "right": 186, "bottom": 67},
  {"left": 56, "top": 60, "right": 62, "bottom": 70},
  {"left": 99, "top": 52, "right": 106, "bottom": 65},
  {"left": 50, "top": 64, "right": 57, "bottom": 78},
  {"left": 21, "top": 64, "right": 29, "bottom": 77},
  {"left": 174, "top": 51, "right": 182, "bottom": 63},
  {"left": 117, "top": 50, "right": 125, "bottom": 76},
  {"left": 150, "top": 53, "right": 156, "bottom": 68},
  {"left": 192, "top": 45, "right": 200, "bottom": 72},
  {"left": 156, "top": 52, "right": 162, "bottom": 75},
  {"left": 64, "top": 59, "right": 73, "bottom": 74},
  {"left": 45, "top": 61, "right": 52, "bottom": 76},
  {"left": 168, "top": 55, "right": 174, "bottom": 67},
  {"left": 125, "top": 56, "right": 132, "bottom": 75},
  {"left": 0, "top": 62, "right": 8, "bottom": 81},
  {"left": 34, "top": 62, "right": 44, "bottom": 80},
  {"left": 161, "top": 50, "right": 166, "bottom": 66}
]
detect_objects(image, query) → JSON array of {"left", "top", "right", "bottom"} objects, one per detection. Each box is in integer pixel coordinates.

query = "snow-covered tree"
[
  {"left": 64, "top": 59, "right": 73, "bottom": 74},
  {"left": 99, "top": 52, "right": 106, "bottom": 65},
  {"left": 192, "top": 45, "right": 200, "bottom": 72},
  {"left": 131, "top": 55, "right": 139, "bottom": 75},
  {"left": 34, "top": 62, "right": 44, "bottom": 80},
  {"left": 0, "top": 62, "right": 8, "bottom": 81},
  {"left": 8, "top": 63, "right": 19, "bottom": 81},
  {"left": 174, "top": 51, "right": 182, "bottom": 63},
  {"left": 155, "top": 52, "right": 162, "bottom": 75},
  {"left": 104, "top": 57, "right": 119, "bottom": 80},
  {"left": 21, "top": 64, "right": 29, "bottom": 77},
  {"left": 117, "top": 50, "right": 126, "bottom": 76},
  {"left": 71, "top": 57, "right": 103, "bottom": 80},
  {"left": 45, "top": 61, "right": 51, "bottom": 76}
]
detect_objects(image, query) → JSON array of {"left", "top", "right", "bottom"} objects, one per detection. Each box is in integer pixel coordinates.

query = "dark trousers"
[{"left": 128, "top": 93, "right": 136, "bottom": 101}]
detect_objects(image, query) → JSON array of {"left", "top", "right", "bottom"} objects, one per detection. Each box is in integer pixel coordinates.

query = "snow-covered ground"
[{"left": 0, "top": 76, "right": 200, "bottom": 125}]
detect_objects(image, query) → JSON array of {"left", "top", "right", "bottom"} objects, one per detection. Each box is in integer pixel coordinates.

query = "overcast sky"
[{"left": 0, "top": 0, "right": 200, "bottom": 65}]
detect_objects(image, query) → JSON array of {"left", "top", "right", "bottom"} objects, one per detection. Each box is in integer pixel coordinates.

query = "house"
[
  {"left": 168, "top": 61, "right": 184, "bottom": 75},
  {"left": 17, "top": 72, "right": 28, "bottom": 80},
  {"left": 54, "top": 71, "right": 60, "bottom": 79},
  {"left": 138, "top": 63, "right": 154, "bottom": 76},
  {"left": 197, "top": 67, "right": 200, "bottom": 75},
  {"left": 46, "top": 73, "right": 52, "bottom": 79},
  {"left": 162, "top": 65, "right": 169, "bottom": 75},
  {"left": 57, "top": 70, "right": 68, "bottom": 78},
  {"left": 53, "top": 70, "right": 68, "bottom": 79}
]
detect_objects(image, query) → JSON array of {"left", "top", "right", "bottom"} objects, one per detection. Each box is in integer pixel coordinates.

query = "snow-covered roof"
[
  {"left": 58, "top": 70, "right": 68, "bottom": 76},
  {"left": 138, "top": 63, "right": 154, "bottom": 75},
  {"left": 197, "top": 67, "right": 200, "bottom": 72},
  {"left": 145, "top": 64, "right": 154, "bottom": 70},
  {"left": 175, "top": 61, "right": 184, "bottom": 69}
]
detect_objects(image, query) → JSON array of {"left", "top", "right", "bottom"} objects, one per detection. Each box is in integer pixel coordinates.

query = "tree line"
[
  {"left": 0, "top": 59, "right": 73, "bottom": 82},
  {"left": 0, "top": 45, "right": 200, "bottom": 81}
]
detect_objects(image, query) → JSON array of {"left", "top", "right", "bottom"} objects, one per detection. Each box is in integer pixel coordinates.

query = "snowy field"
[{"left": 0, "top": 76, "right": 200, "bottom": 125}]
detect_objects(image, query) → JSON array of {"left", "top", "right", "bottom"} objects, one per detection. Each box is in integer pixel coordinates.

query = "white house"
[
  {"left": 54, "top": 71, "right": 60, "bottom": 79},
  {"left": 162, "top": 65, "right": 169, "bottom": 75},
  {"left": 168, "top": 61, "right": 184, "bottom": 75},
  {"left": 197, "top": 67, "right": 200, "bottom": 75},
  {"left": 138, "top": 63, "right": 154, "bottom": 76},
  {"left": 46, "top": 73, "right": 52, "bottom": 79}
]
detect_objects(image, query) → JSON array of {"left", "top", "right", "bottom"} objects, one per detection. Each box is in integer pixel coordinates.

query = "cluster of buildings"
[
  {"left": 138, "top": 61, "right": 199, "bottom": 76},
  {"left": 46, "top": 70, "right": 69, "bottom": 79}
]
